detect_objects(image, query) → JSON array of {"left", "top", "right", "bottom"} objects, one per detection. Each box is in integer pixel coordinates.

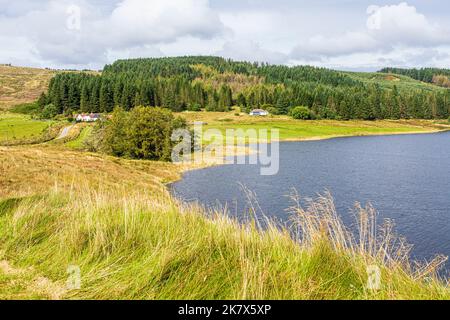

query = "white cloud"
[
  {"left": 1, "top": 1, "right": 450, "bottom": 70},
  {"left": 292, "top": 32, "right": 379, "bottom": 60},
  {"left": 367, "top": 2, "right": 450, "bottom": 46},
  {"left": 0, "top": 0, "right": 225, "bottom": 68},
  {"left": 107, "top": 0, "right": 224, "bottom": 47},
  {"left": 289, "top": 47, "right": 450, "bottom": 72},
  {"left": 216, "top": 40, "right": 288, "bottom": 64},
  {"left": 106, "top": 45, "right": 164, "bottom": 63},
  {"left": 291, "top": 2, "right": 450, "bottom": 65}
]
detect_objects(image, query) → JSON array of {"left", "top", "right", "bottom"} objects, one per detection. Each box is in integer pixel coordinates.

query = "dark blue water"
[{"left": 171, "top": 132, "right": 450, "bottom": 270}]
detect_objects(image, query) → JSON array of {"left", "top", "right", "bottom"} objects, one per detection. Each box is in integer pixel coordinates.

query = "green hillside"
[
  {"left": 379, "top": 67, "right": 450, "bottom": 86},
  {"left": 345, "top": 71, "right": 447, "bottom": 92},
  {"left": 38, "top": 56, "right": 450, "bottom": 121}
]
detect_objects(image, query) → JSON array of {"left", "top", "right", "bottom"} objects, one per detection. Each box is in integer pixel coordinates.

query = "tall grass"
[{"left": 0, "top": 183, "right": 448, "bottom": 300}]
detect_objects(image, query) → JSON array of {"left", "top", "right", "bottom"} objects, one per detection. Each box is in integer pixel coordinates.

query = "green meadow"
[
  {"left": 204, "top": 120, "right": 438, "bottom": 142},
  {"left": 65, "top": 126, "right": 94, "bottom": 149},
  {"left": 0, "top": 113, "right": 52, "bottom": 142},
  {"left": 179, "top": 112, "right": 447, "bottom": 143}
]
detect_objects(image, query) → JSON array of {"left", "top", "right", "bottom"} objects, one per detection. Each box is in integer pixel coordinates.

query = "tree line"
[
  {"left": 38, "top": 56, "right": 450, "bottom": 120},
  {"left": 379, "top": 67, "right": 450, "bottom": 86}
]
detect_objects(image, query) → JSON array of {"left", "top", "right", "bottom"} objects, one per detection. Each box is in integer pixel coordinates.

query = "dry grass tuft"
[{"left": 289, "top": 191, "right": 447, "bottom": 280}]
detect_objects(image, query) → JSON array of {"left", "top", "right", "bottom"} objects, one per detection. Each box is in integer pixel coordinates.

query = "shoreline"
[
  {"left": 167, "top": 127, "right": 450, "bottom": 189},
  {"left": 277, "top": 127, "right": 450, "bottom": 143}
]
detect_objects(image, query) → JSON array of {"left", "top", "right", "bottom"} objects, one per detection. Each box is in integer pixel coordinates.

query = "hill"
[
  {"left": 379, "top": 67, "right": 450, "bottom": 87},
  {"left": 345, "top": 71, "right": 448, "bottom": 92},
  {"left": 40, "top": 56, "right": 450, "bottom": 120},
  {"left": 0, "top": 65, "right": 55, "bottom": 111}
]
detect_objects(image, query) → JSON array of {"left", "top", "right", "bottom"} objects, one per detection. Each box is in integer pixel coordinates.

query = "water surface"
[{"left": 171, "top": 132, "right": 450, "bottom": 272}]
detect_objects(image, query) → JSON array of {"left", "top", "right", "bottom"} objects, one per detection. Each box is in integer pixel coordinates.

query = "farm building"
[
  {"left": 249, "top": 109, "right": 269, "bottom": 116},
  {"left": 75, "top": 113, "right": 101, "bottom": 122}
]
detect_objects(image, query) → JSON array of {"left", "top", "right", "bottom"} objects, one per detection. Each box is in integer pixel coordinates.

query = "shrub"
[
  {"left": 188, "top": 103, "right": 202, "bottom": 112},
  {"left": 40, "top": 104, "right": 58, "bottom": 119},
  {"left": 319, "top": 109, "right": 338, "bottom": 120},
  {"left": 266, "top": 107, "right": 280, "bottom": 115},
  {"left": 10, "top": 102, "right": 40, "bottom": 115},
  {"left": 260, "top": 104, "right": 274, "bottom": 111},
  {"left": 290, "top": 106, "right": 314, "bottom": 120},
  {"left": 97, "top": 107, "right": 188, "bottom": 161}
]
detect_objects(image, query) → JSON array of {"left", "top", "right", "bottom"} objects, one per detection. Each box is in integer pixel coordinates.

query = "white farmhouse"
[
  {"left": 75, "top": 113, "right": 101, "bottom": 122},
  {"left": 249, "top": 109, "right": 269, "bottom": 116}
]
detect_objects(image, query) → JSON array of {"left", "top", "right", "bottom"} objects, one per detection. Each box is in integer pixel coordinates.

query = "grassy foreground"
[{"left": 0, "top": 146, "right": 448, "bottom": 300}]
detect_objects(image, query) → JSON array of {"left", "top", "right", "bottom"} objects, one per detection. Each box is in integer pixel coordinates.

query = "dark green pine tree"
[
  {"left": 90, "top": 81, "right": 100, "bottom": 112},
  {"left": 206, "top": 89, "right": 219, "bottom": 111},
  {"left": 134, "top": 92, "right": 142, "bottom": 107},
  {"left": 218, "top": 85, "right": 233, "bottom": 111},
  {"left": 58, "top": 80, "right": 69, "bottom": 114},
  {"left": 113, "top": 81, "right": 124, "bottom": 108},
  {"left": 138, "top": 84, "right": 150, "bottom": 106},
  {"left": 121, "top": 84, "right": 134, "bottom": 111},
  {"left": 339, "top": 99, "right": 353, "bottom": 120},
  {"left": 192, "top": 82, "right": 205, "bottom": 107},
  {"left": 237, "top": 93, "right": 247, "bottom": 108},
  {"left": 100, "top": 82, "right": 114, "bottom": 113},
  {"left": 276, "top": 92, "right": 291, "bottom": 115},
  {"left": 80, "top": 85, "right": 90, "bottom": 113},
  {"left": 68, "top": 82, "right": 79, "bottom": 112},
  {"left": 164, "top": 87, "right": 177, "bottom": 111},
  {"left": 247, "top": 91, "right": 256, "bottom": 109},
  {"left": 38, "top": 92, "right": 48, "bottom": 109}
]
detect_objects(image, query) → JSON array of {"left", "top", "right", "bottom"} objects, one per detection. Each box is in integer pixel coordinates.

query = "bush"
[
  {"left": 266, "top": 107, "right": 280, "bottom": 115},
  {"left": 319, "top": 109, "right": 338, "bottom": 120},
  {"left": 187, "top": 103, "right": 202, "bottom": 112},
  {"left": 290, "top": 106, "right": 314, "bottom": 120},
  {"left": 448, "top": 116, "right": 450, "bottom": 124},
  {"left": 41, "top": 104, "right": 59, "bottom": 119},
  {"left": 97, "top": 107, "right": 189, "bottom": 161},
  {"left": 10, "top": 102, "right": 40, "bottom": 115},
  {"left": 261, "top": 104, "right": 274, "bottom": 108}
]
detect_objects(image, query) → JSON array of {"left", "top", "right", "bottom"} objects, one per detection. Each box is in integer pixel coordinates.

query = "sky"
[{"left": 1, "top": 0, "right": 450, "bottom": 71}]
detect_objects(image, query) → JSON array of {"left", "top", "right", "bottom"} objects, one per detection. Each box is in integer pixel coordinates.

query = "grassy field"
[
  {"left": 179, "top": 111, "right": 449, "bottom": 142},
  {"left": 64, "top": 126, "right": 94, "bottom": 149},
  {"left": 0, "top": 145, "right": 448, "bottom": 300},
  {"left": 0, "top": 113, "right": 54, "bottom": 142}
]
